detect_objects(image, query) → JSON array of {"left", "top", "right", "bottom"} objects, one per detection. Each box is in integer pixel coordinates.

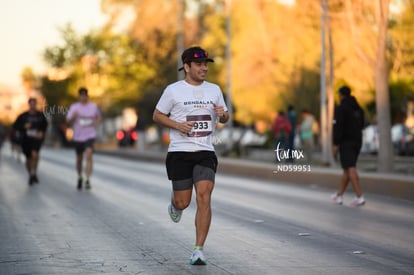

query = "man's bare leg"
[
  {"left": 348, "top": 167, "right": 362, "bottom": 197},
  {"left": 337, "top": 170, "right": 350, "bottom": 196},
  {"left": 85, "top": 148, "right": 93, "bottom": 180},
  {"left": 76, "top": 153, "right": 83, "bottom": 178},
  {"left": 194, "top": 180, "right": 214, "bottom": 247}
]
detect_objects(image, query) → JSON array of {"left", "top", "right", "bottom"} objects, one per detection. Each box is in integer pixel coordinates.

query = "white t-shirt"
[{"left": 156, "top": 80, "right": 228, "bottom": 152}]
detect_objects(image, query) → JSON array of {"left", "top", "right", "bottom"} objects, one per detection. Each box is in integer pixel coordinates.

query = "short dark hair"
[
  {"left": 338, "top": 85, "right": 351, "bottom": 96},
  {"left": 78, "top": 87, "right": 88, "bottom": 96}
]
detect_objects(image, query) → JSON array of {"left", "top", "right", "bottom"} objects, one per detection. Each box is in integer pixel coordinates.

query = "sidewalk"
[{"left": 95, "top": 145, "right": 414, "bottom": 202}]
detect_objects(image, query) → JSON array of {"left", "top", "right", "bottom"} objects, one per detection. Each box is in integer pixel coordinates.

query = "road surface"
[{"left": 0, "top": 147, "right": 413, "bottom": 274}]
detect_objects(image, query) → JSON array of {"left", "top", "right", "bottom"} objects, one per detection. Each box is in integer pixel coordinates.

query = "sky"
[
  {"left": 0, "top": 0, "right": 107, "bottom": 89},
  {"left": 0, "top": 0, "right": 297, "bottom": 91}
]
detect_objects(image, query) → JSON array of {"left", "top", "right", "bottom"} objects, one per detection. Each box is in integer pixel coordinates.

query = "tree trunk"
[
  {"left": 375, "top": 0, "right": 393, "bottom": 172},
  {"left": 320, "top": 0, "right": 328, "bottom": 165},
  {"left": 327, "top": 3, "right": 336, "bottom": 167}
]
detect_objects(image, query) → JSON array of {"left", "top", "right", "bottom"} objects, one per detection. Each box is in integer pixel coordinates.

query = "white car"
[
  {"left": 391, "top": 123, "right": 414, "bottom": 155},
  {"left": 214, "top": 127, "right": 267, "bottom": 148}
]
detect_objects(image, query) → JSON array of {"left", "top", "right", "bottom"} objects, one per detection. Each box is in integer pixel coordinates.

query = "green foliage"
[
  {"left": 364, "top": 79, "right": 414, "bottom": 124},
  {"left": 41, "top": 76, "right": 75, "bottom": 108},
  {"left": 20, "top": 67, "right": 37, "bottom": 85},
  {"left": 37, "top": 0, "right": 414, "bottom": 128},
  {"left": 285, "top": 67, "right": 321, "bottom": 117},
  {"left": 390, "top": 0, "right": 414, "bottom": 80},
  {"left": 20, "top": 66, "right": 38, "bottom": 91},
  {"left": 390, "top": 79, "right": 414, "bottom": 122},
  {"left": 40, "top": 75, "right": 75, "bottom": 134},
  {"left": 41, "top": 24, "right": 156, "bottom": 117}
]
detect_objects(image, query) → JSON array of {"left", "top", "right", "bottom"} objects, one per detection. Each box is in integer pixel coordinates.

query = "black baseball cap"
[
  {"left": 178, "top": 46, "right": 214, "bottom": 71},
  {"left": 78, "top": 87, "right": 88, "bottom": 96}
]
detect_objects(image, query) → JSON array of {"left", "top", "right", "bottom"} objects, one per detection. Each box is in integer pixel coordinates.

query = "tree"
[
  {"left": 320, "top": 0, "right": 336, "bottom": 166},
  {"left": 375, "top": 0, "right": 393, "bottom": 172},
  {"left": 389, "top": 0, "right": 414, "bottom": 81},
  {"left": 340, "top": 0, "right": 393, "bottom": 172},
  {"left": 37, "top": 0, "right": 414, "bottom": 150},
  {"left": 20, "top": 67, "right": 38, "bottom": 92},
  {"left": 101, "top": 0, "right": 184, "bottom": 119},
  {"left": 41, "top": 24, "right": 155, "bottom": 116}
]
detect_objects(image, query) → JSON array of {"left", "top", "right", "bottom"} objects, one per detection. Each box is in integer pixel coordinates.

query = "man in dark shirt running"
[
  {"left": 331, "top": 86, "right": 365, "bottom": 206},
  {"left": 13, "top": 98, "right": 48, "bottom": 185}
]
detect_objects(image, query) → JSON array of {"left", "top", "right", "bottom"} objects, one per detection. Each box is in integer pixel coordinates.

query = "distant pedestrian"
[
  {"left": 12, "top": 98, "right": 48, "bottom": 185},
  {"left": 153, "top": 46, "right": 229, "bottom": 265},
  {"left": 287, "top": 105, "right": 297, "bottom": 162},
  {"left": 300, "top": 109, "right": 315, "bottom": 163},
  {"left": 271, "top": 111, "right": 292, "bottom": 160},
  {"left": 312, "top": 119, "right": 320, "bottom": 151},
  {"left": 66, "top": 87, "right": 101, "bottom": 190},
  {"left": 331, "top": 85, "right": 365, "bottom": 206}
]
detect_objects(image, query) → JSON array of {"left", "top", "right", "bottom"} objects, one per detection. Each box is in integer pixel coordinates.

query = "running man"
[
  {"left": 13, "top": 98, "right": 48, "bottom": 185},
  {"left": 66, "top": 87, "right": 101, "bottom": 190},
  {"left": 153, "top": 46, "right": 229, "bottom": 265}
]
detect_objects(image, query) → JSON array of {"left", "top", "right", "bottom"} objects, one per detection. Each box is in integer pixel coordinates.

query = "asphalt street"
[{"left": 0, "top": 146, "right": 413, "bottom": 275}]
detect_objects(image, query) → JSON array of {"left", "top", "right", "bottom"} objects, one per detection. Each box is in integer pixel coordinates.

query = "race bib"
[
  {"left": 79, "top": 118, "right": 93, "bottom": 127},
  {"left": 26, "top": 129, "right": 38, "bottom": 137},
  {"left": 186, "top": 114, "right": 213, "bottom": 137}
]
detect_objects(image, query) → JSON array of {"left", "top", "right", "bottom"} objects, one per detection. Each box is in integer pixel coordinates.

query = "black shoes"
[
  {"left": 28, "top": 174, "right": 39, "bottom": 185},
  {"left": 77, "top": 178, "right": 91, "bottom": 190},
  {"left": 77, "top": 177, "right": 83, "bottom": 190}
]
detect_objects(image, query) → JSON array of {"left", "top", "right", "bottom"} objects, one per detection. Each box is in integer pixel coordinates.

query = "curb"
[{"left": 96, "top": 149, "right": 414, "bottom": 201}]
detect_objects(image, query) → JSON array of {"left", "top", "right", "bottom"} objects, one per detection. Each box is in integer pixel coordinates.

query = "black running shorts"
[
  {"left": 166, "top": 151, "right": 218, "bottom": 190},
  {"left": 339, "top": 141, "right": 362, "bottom": 169},
  {"left": 21, "top": 138, "right": 43, "bottom": 157},
  {"left": 74, "top": 138, "right": 95, "bottom": 155}
]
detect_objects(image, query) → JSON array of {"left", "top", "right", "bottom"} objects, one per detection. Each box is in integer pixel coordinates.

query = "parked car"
[
  {"left": 391, "top": 123, "right": 414, "bottom": 155},
  {"left": 116, "top": 128, "right": 137, "bottom": 147},
  {"left": 361, "top": 124, "right": 379, "bottom": 154},
  {"left": 214, "top": 127, "right": 267, "bottom": 148}
]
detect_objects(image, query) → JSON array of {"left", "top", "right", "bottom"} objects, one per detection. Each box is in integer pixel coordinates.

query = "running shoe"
[
  {"left": 189, "top": 249, "right": 206, "bottom": 265},
  {"left": 77, "top": 177, "right": 83, "bottom": 190},
  {"left": 28, "top": 175, "right": 35, "bottom": 186},
  {"left": 85, "top": 180, "right": 91, "bottom": 190},
  {"left": 168, "top": 203, "right": 182, "bottom": 223},
  {"left": 33, "top": 174, "right": 39, "bottom": 183},
  {"left": 330, "top": 193, "right": 343, "bottom": 205},
  {"left": 350, "top": 196, "right": 365, "bottom": 206}
]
